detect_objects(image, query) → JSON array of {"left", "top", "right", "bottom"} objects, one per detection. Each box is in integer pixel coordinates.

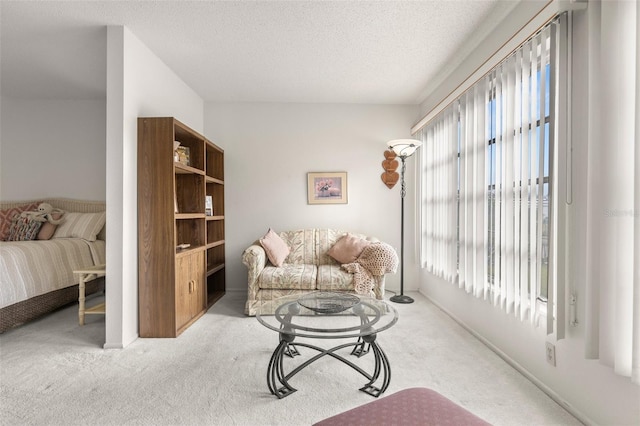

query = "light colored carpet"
[{"left": 0, "top": 291, "right": 580, "bottom": 426}]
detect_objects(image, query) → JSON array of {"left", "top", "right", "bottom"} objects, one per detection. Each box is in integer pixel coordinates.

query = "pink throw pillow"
[
  {"left": 259, "top": 228, "right": 290, "bottom": 267},
  {"left": 328, "top": 233, "right": 370, "bottom": 264},
  {"left": 37, "top": 212, "right": 64, "bottom": 240}
]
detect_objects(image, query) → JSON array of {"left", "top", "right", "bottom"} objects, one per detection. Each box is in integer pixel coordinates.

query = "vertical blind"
[{"left": 420, "top": 15, "right": 565, "bottom": 335}]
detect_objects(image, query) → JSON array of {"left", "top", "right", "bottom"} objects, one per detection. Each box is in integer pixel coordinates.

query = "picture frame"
[{"left": 307, "top": 172, "right": 348, "bottom": 204}]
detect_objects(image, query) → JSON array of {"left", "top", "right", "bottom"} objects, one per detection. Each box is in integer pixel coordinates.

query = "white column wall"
[{"left": 105, "top": 26, "right": 203, "bottom": 349}]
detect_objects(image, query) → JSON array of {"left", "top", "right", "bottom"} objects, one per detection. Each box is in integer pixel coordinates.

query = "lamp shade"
[{"left": 387, "top": 139, "right": 422, "bottom": 158}]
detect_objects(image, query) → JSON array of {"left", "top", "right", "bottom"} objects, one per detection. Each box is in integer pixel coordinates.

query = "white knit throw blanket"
[{"left": 342, "top": 242, "right": 398, "bottom": 294}]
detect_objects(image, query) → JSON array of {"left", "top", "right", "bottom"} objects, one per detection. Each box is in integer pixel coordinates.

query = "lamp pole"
[
  {"left": 386, "top": 139, "right": 421, "bottom": 304},
  {"left": 390, "top": 155, "right": 414, "bottom": 304}
]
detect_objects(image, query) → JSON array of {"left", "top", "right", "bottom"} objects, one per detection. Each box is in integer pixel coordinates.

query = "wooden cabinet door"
[
  {"left": 190, "top": 253, "right": 206, "bottom": 318},
  {"left": 175, "top": 252, "right": 205, "bottom": 331}
]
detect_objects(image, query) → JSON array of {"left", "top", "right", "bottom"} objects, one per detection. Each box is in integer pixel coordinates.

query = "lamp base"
[{"left": 390, "top": 294, "right": 414, "bottom": 304}]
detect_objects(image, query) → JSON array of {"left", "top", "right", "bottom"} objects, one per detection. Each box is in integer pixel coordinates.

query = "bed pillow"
[
  {"left": 36, "top": 212, "right": 64, "bottom": 240},
  {"left": 52, "top": 211, "right": 106, "bottom": 242},
  {"left": 259, "top": 228, "right": 290, "bottom": 267},
  {"left": 6, "top": 215, "right": 43, "bottom": 241},
  {"left": 328, "top": 233, "right": 370, "bottom": 264},
  {"left": 0, "top": 202, "right": 41, "bottom": 241}
]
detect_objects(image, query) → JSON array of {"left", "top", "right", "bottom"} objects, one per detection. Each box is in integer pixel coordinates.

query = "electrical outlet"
[{"left": 545, "top": 342, "right": 556, "bottom": 366}]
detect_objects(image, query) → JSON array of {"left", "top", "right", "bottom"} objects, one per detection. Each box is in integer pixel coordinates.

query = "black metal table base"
[{"left": 266, "top": 335, "right": 391, "bottom": 399}]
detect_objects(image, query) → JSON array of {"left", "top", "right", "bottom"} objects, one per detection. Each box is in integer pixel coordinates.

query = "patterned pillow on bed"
[
  {"left": 0, "top": 202, "right": 41, "bottom": 240},
  {"left": 6, "top": 215, "right": 43, "bottom": 241}
]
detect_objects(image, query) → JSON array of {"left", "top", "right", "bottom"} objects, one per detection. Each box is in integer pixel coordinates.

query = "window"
[
  {"left": 420, "top": 16, "right": 565, "bottom": 327},
  {"left": 486, "top": 60, "right": 552, "bottom": 302}
]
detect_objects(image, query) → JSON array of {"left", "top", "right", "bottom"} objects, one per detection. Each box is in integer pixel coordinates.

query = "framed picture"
[{"left": 307, "top": 172, "right": 348, "bottom": 204}]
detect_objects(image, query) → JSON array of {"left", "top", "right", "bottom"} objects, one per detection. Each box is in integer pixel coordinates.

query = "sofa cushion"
[
  {"left": 316, "top": 265, "right": 355, "bottom": 292},
  {"left": 279, "top": 229, "right": 316, "bottom": 265},
  {"left": 260, "top": 228, "right": 290, "bottom": 267},
  {"left": 317, "top": 229, "right": 372, "bottom": 265},
  {"left": 317, "top": 229, "right": 345, "bottom": 265},
  {"left": 258, "top": 264, "right": 317, "bottom": 290},
  {"left": 327, "top": 233, "right": 370, "bottom": 264}
]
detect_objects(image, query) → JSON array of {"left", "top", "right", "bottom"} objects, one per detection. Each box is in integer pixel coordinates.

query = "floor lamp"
[{"left": 387, "top": 139, "right": 422, "bottom": 304}]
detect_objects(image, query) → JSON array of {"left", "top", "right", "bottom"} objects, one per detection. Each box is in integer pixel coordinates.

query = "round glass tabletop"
[{"left": 256, "top": 292, "right": 398, "bottom": 339}]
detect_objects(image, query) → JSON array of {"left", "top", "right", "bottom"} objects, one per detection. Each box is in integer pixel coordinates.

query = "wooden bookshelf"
[{"left": 138, "top": 117, "right": 225, "bottom": 338}]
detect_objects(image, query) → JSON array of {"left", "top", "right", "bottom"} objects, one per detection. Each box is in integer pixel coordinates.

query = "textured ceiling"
[{"left": 0, "top": 0, "right": 510, "bottom": 104}]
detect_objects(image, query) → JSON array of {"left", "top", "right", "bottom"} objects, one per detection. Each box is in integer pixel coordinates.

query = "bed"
[{"left": 0, "top": 199, "right": 106, "bottom": 332}]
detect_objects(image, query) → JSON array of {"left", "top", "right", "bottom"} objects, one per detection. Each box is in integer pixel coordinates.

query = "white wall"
[
  {"left": 0, "top": 98, "right": 106, "bottom": 201},
  {"left": 203, "top": 102, "right": 419, "bottom": 295},
  {"left": 105, "top": 26, "right": 203, "bottom": 349},
  {"left": 417, "top": 3, "right": 640, "bottom": 425}
]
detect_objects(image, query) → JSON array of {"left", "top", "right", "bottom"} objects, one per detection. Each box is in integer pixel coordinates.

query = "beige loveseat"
[{"left": 243, "top": 228, "right": 397, "bottom": 315}]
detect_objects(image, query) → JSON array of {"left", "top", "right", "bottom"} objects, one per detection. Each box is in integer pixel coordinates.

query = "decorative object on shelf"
[
  {"left": 381, "top": 150, "right": 399, "bottom": 189},
  {"left": 297, "top": 291, "right": 360, "bottom": 314},
  {"left": 307, "top": 172, "right": 348, "bottom": 204},
  {"left": 173, "top": 141, "right": 181, "bottom": 162},
  {"left": 386, "top": 139, "right": 422, "bottom": 304},
  {"left": 205, "top": 196, "right": 213, "bottom": 216},
  {"left": 176, "top": 145, "right": 191, "bottom": 166}
]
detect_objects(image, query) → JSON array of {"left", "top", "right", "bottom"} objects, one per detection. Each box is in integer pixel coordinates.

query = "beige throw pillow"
[
  {"left": 328, "top": 233, "right": 370, "bottom": 264},
  {"left": 259, "top": 228, "right": 290, "bottom": 267},
  {"left": 52, "top": 211, "right": 106, "bottom": 242}
]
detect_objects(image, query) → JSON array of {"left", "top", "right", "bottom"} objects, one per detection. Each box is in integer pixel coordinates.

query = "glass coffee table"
[{"left": 256, "top": 291, "right": 398, "bottom": 399}]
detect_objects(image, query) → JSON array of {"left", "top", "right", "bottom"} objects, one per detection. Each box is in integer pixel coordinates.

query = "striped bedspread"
[{"left": 0, "top": 239, "right": 106, "bottom": 309}]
